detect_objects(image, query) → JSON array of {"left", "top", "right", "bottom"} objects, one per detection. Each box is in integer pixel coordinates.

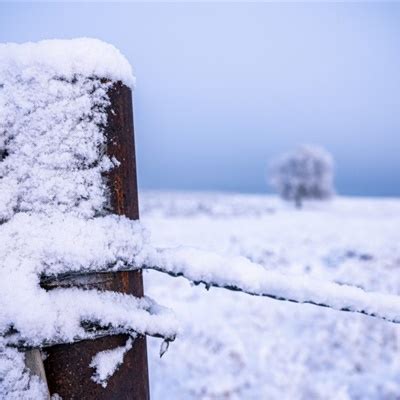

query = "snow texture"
[
  {"left": 90, "top": 336, "right": 134, "bottom": 388},
  {"left": 142, "top": 191, "right": 400, "bottom": 400},
  {"left": 0, "top": 63, "right": 112, "bottom": 220},
  {"left": 0, "top": 39, "right": 174, "bottom": 399},
  {"left": 148, "top": 246, "right": 400, "bottom": 324},
  {"left": 0, "top": 213, "right": 177, "bottom": 347},
  {"left": 0, "top": 38, "right": 135, "bottom": 89},
  {"left": 0, "top": 339, "right": 49, "bottom": 400}
]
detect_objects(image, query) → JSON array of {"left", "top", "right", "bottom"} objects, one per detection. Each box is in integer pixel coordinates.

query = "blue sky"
[{"left": 1, "top": 2, "right": 400, "bottom": 196}]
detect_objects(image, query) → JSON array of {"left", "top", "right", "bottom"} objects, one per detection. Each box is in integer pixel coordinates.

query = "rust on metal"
[{"left": 43, "top": 82, "right": 150, "bottom": 399}]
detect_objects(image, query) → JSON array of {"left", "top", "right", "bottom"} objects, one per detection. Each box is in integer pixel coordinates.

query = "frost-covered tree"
[{"left": 269, "top": 145, "right": 335, "bottom": 208}]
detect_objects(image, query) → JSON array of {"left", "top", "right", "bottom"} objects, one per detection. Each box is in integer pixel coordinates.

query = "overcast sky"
[{"left": 1, "top": 2, "right": 400, "bottom": 196}]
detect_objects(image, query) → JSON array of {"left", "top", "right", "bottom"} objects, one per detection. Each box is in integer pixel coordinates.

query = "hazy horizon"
[{"left": 1, "top": 2, "right": 400, "bottom": 197}]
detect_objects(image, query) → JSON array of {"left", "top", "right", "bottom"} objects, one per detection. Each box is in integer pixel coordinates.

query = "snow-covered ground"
[{"left": 142, "top": 191, "right": 400, "bottom": 400}]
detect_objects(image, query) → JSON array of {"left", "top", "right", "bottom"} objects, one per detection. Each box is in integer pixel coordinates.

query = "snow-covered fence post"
[{"left": 42, "top": 82, "right": 150, "bottom": 399}]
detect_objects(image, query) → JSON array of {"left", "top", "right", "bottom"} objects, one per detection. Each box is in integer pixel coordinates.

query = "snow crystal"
[{"left": 90, "top": 336, "right": 134, "bottom": 388}]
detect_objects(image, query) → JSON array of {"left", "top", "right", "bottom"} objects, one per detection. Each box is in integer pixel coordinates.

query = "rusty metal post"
[{"left": 43, "top": 82, "right": 150, "bottom": 399}]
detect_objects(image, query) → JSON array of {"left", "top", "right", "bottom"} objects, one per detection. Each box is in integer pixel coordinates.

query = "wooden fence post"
[{"left": 42, "top": 81, "right": 150, "bottom": 399}]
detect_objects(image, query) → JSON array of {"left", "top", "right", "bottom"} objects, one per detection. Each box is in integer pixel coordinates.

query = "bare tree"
[{"left": 269, "top": 145, "right": 335, "bottom": 208}]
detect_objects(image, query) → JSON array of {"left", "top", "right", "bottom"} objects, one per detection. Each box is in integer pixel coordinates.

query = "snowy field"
[{"left": 142, "top": 191, "right": 400, "bottom": 400}]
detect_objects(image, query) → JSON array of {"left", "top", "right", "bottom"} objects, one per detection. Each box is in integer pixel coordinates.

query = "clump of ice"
[{"left": 90, "top": 336, "right": 135, "bottom": 388}]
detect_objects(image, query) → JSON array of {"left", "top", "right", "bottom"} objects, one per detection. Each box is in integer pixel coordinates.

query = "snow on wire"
[
  {"left": 43, "top": 246, "right": 400, "bottom": 326},
  {"left": 147, "top": 247, "right": 400, "bottom": 325}
]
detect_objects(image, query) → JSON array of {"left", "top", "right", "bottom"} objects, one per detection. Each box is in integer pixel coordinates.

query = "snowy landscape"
[
  {"left": 142, "top": 191, "right": 400, "bottom": 400},
  {"left": 1, "top": 24, "right": 400, "bottom": 399}
]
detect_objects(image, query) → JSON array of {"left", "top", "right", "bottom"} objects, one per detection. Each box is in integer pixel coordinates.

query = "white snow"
[
  {"left": 90, "top": 336, "right": 134, "bottom": 388},
  {"left": 0, "top": 38, "right": 135, "bottom": 89},
  {"left": 5, "top": 286, "right": 177, "bottom": 348},
  {"left": 0, "top": 37, "right": 177, "bottom": 347},
  {"left": 142, "top": 191, "right": 400, "bottom": 400},
  {"left": 0, "top": 39, "right": 173, "bottom": 399},
  {"left": 0, "top": 339, "right": 49, "bottom": 400},
  {"left": 0, "top": 214, "right": 177, "bottom": 348},
  {"left": 149, "top": 246, "right": 400, "bottom": 324},
  {"left": 0, "top": 63, "right": 113, "bottom": 220}
]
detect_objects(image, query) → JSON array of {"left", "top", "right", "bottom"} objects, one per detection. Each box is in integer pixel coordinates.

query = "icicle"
[{"left": 159, "top": 340, "right": 170, "bottom": 358}]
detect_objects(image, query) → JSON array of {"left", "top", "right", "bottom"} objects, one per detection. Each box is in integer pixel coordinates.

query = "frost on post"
[
  {"left": 269, "top": 145, "right": 335, "bottom": 208},
  {"left": 0, "top": 38, "right": 177, "bottom": 398}
]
